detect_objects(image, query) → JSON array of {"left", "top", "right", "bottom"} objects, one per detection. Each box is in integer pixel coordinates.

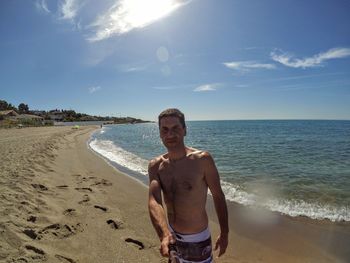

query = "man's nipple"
[{"left": 182, "top": 181, "right": 193, "bottom": 191}]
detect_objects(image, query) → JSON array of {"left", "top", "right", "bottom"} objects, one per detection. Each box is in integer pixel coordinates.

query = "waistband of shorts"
[
  {"left": 181, "top": 255, "right": 213, "bottom": 263},
  {"left": 168, "top": 224, "right": 211, "bottom": 243}
]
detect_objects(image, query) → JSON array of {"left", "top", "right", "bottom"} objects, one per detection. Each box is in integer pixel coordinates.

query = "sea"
[{"left": 89, "top": 120, "right": 350, "bottom": 222}]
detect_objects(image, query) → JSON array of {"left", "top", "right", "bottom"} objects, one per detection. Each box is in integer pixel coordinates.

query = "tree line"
[
  {"left": 0, "top": 100, "right": 29, "bottom": 114},
  {"left": 0, "top": 99, "right": 147, "bottom": 123}
]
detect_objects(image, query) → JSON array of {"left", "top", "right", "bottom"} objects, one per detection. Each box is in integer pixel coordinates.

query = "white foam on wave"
[
  {"left": 221, "top": 181, "right": 350, "bottom": 222},
  {"left": 89, "top": 139, "right": 148, "bottom": 176},
  {"left": 99, "top": 126, "right": 109, "bottom": 134}
]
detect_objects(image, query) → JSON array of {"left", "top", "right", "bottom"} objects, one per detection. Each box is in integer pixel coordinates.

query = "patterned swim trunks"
[{"left": 168, "top": 225, "right": 213, "bottom": 263}]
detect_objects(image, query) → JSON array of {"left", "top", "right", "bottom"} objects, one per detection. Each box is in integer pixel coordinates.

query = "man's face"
[{"left": 159, "top": 116, "right": 186, "bottom": 149}]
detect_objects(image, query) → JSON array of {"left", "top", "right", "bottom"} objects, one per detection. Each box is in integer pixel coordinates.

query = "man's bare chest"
[{"left": 158, "top": 160, "right": 203, "bottom": 194}]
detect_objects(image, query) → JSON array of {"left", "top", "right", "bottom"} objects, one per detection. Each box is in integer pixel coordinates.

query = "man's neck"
[{"left": 167, "top": 146, "right": 187, "bottom": 161}]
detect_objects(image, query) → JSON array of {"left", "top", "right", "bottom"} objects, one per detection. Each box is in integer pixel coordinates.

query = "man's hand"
[
  {"left": 214, "top": 233, "right": 228, "bottom": 257},
  {"left": 160, "top": 233, "right": 176, "bottom": 257}
]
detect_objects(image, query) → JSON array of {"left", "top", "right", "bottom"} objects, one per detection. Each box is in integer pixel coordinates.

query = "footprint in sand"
[
  {"left": 31, "top": 184, "right": 48, "bottom": 191},
  {"left": 14, "top": 257, "right": 29, "bottom": 262},
  {"left": 72, "top": 174, "right": 90, "bottom": 183},
  {"left": 25, "top": 245, "right": 46, "bottom": 257},
  {"left": 56, "top": 185, "right": 69, "bottom": 189},
  {"left": 36, "top": 223, "right": 82, "bottom": 240},
  {"left": 78, "top": 194, "right": 90, "bottom": 205},
  {"left": 20, "top": 201, "right": 30, "bottom": 206},
  {"left": 107, "top": 219, "right": 123, "bottom": 229},
  {"left": 63, "top": 208, "right": 77, "bottom": 216},
  {"left": 55, "top": 254, "right": 76, "bottom": 263},
  {"left": 94, "top": 205, "right": 108, "bottom": 212},
  {"left": 75, "top": 187, "right": 93, "bottom": 193},
  {"left": 23, "top": 229, "right": 38, "bottom": 240},
  {"left": 125, "top": 238, "right": 144, "bottom": 250},
  {"left": 72, "top": 173, "right": 112, "bottom": 187},
  {"left": 27, "top": 215, "right": 37, "bottom": 222},
  {"left": 90, "top": 178, "right": 112, "bottom": 187}
]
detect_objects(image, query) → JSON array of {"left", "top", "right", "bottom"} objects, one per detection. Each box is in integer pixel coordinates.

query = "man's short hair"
[{"left": 158, "top": 108, "right": 186, "bottom": 128}]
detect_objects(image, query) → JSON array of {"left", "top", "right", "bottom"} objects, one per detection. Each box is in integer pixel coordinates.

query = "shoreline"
[{"left": 0, "top": 126, "right": 349, "bottom": 262}]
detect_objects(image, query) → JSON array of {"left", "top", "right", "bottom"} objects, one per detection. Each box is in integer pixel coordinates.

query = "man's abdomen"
[{"left": 167, "top": 206, "right": 209, "bottom": 234}]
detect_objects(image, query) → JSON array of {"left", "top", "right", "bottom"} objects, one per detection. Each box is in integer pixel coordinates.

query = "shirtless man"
[{"left": 148, "top": 108, "right": 229, "bottom": 263}]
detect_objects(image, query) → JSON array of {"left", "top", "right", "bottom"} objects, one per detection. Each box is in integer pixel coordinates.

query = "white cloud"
[
  {"left": 271, "top": 47, "right": 350, "bottom": 69},
  {"left": 223, "top": 61, "right": 276, "bottom": 72},
  {"left": 59, "top": 0, "right": 82, "bottom": 20},
  {"left": 88, "top": 86, "right": 101, "bottom": 93},
  {"left": 87, "top": 0, "right": 189, "bottom": 42},
  {"left": 35, "top": 0, "right": 50, "bottom": 13},
  {"left": 194, "top": 83, "right": 220, "bottom": 92},
  {"left": 119, "top": 63, "right": 151, "bottom": 73},
  {"left": 123, "top": 66, "right": 146, "bottom": 72}
]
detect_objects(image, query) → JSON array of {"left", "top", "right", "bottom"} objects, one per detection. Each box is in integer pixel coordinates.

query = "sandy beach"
[{"left": 0, "top": 126, "right": 349, "bottom": 263}]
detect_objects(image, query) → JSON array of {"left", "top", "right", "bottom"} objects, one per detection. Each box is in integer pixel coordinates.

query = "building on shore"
[
  {"left": 49, "top": 110, "right": 64, "bottom": 121},
  {"left": 0, "top": 110, "right": 19, "bottom": 119}
]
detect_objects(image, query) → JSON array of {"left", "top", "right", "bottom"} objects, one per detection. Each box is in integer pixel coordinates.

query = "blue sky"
[{"left": 1, "top": 0, "right": 350, "bottom": 120}]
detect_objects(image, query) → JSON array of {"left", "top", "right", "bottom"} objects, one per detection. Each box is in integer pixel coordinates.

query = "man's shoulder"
[
  {"left": 148, "top": 154, "right": 166, "bottom": 169},
  {"left": 188, "top": 147, "right": 212, "bottom": 160}
]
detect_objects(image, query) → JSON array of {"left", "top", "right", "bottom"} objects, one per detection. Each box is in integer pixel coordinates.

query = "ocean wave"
[
  {"left": 89, "top": 138, "right": 148, "bottom": 176},
  {"left": 221, "top": 181, "right": 350, "bottom": 222}
]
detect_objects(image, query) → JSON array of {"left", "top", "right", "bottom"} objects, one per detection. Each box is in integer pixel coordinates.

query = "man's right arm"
[{"left": 148, "top": 158, "right": 174, "bottom": 257}]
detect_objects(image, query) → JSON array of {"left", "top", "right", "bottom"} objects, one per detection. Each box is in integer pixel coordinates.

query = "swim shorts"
[{"left": 168, "top": 225, "right": 213, "bottom": 263}]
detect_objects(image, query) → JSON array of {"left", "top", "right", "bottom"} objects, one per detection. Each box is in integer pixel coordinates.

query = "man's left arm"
[{"left": 202, "top": 151, "right": 229, "bottom": 257}]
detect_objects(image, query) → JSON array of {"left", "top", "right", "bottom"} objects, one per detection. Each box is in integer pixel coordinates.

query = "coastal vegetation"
[{"left": 0, "top": 99, "right": 148, "bottom": 128}]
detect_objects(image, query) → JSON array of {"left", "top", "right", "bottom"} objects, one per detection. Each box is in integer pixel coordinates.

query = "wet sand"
[
  {"left": 0, "top": 126, "right": 349, "bottom": 262},
  {"left": 207, "top": 197, "right": 350, "bottom": 263}
]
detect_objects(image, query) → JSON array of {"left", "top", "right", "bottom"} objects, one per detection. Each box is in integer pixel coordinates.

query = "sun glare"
[
  {"left": 89, "top": 0, "right": 186, "bottom": 41},
  {"left": 119, "top": 0, "right": 182, "bottom": 30}
]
